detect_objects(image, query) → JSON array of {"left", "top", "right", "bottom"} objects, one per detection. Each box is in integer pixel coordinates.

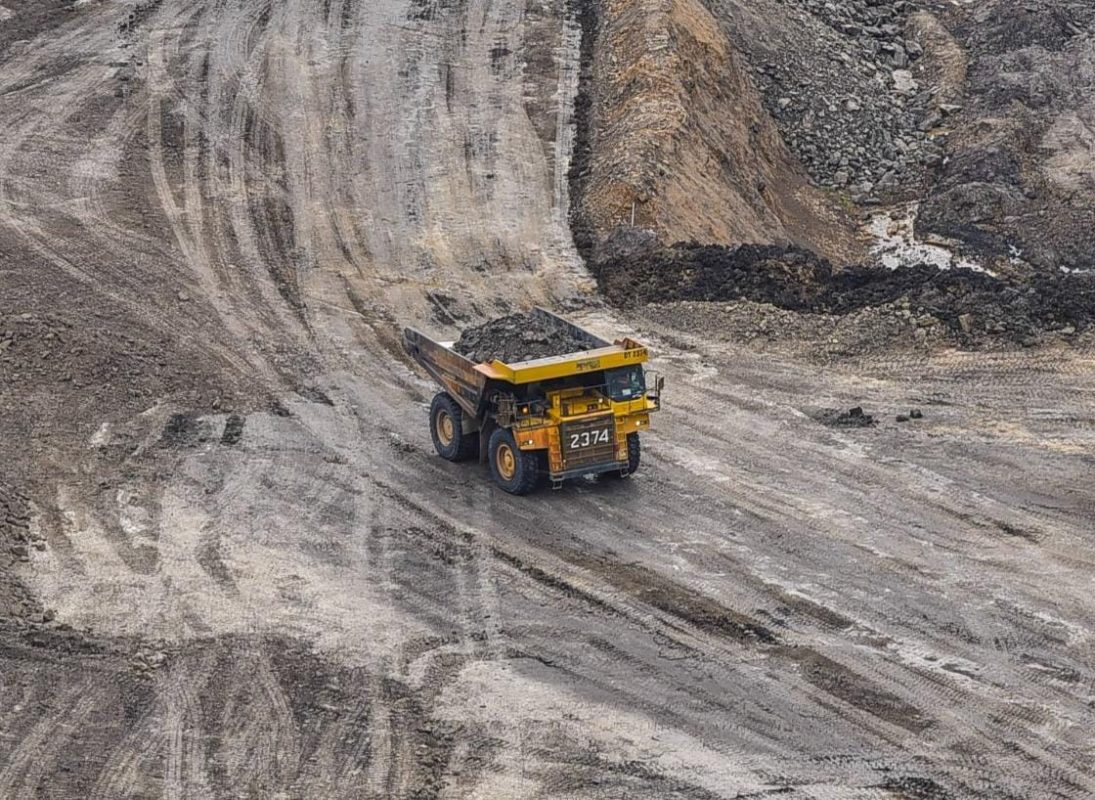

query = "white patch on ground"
[
  {"left": 654, "top": 440, "right": 733, "bottom": 485},
  {"left": 89, "top": 422, "right": 112, "bottom": 447},
  {"left": 116, "top": 488, "right": 153, "bottom": 537},
  {"left": 887, "top": 637, "right": 987, "bottom": 685},
  {"left": 869, "top": 202, "right": 991, "bottom": 274},
  {"left": 436, "top": 660, "right": 781, "bottom": 797},
  {"left": 0, "top": 6, "right": 13, "bottom": 23}
]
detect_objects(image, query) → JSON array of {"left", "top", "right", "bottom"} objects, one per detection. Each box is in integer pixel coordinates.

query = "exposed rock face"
[
  {"left": 572, "top": 0, "right": 861, "bottom": 264},
  {"left": 715, "top": 0, "right": 947, "bottom": 200},
  {"left": 917, "top": 1, "right": 1095, "bottom": 272},
  {"left": 572, "top": 0, "right": 1094, "bottom": 275}
]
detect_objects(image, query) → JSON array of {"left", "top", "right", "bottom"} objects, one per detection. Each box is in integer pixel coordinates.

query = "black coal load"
[
  {"left": 453, "top": 312, "right": 595, "bottom": 364},
  {"left": 592, "top": 242, "right": 1095, "bottom": 343}
]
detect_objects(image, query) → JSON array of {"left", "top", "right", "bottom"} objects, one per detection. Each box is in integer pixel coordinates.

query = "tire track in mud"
[
  {"left": 0, "top": 3, "right": 274, "bottom": 394},
  {"left": 355, "top": 387, "right": 1095, "bottom": 795},
  {"left": 160, "top": 652, "right": 217, "bottom": 800},
  {"left": 358, "top": 503, "right": 499, "bottom": 798},
  {"left": 629, "top": 329, "right": 1095, "bottom": 793},
  {"left": 5, "top": 0, "right": 1095, "bottom": 797},
  {"left": 326, "top": 369, "right": 976, "bottom": 787},
  {"left": 210, "top": 643, "right": 302, "bottom": 796},
  {"left": 369, "top": 466, "right": 932, "bottom": 742},
  {"left": 145, "top": 7, "right": 309, "bottom": 359},
  {"left": 0, "top": 678, "right": 103, "bottom": 797},
  {"left": 211, "top": 1, "right": 307, "bottom": 335},
  {"left": 87, "top": 707, "right": 166, "bottom": 800}
]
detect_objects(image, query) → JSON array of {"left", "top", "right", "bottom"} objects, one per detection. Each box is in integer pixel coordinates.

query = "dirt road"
[{"left": 2, "top": 1, "right": 1094, "bottom": 798}]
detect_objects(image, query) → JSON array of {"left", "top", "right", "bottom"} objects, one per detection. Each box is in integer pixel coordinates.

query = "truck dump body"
[
  {"left": 403, "top": 308, "right": 661, "bottom": 493},
  {"left": 401, "top": 328, "right": 489, "bottom": 417}
]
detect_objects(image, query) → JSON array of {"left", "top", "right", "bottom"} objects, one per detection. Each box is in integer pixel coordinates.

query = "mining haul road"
[{"left": 0, "top": 2, "right": 1093, "bottom": 798}]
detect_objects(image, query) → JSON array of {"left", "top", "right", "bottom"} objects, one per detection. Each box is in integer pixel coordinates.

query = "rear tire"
[
  {"left": 430, "top": 393, "right": 478, "bottom": 462},
  {"left": 488, "top": 428, "right": 540, "bottom": 495}
]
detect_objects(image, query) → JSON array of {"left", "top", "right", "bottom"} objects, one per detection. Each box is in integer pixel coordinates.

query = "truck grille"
[{"left": 560, "top": 416, "right": 616, "bottom": 470}]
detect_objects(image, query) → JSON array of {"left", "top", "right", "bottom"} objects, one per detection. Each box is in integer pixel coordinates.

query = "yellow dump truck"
[{"left": 403, "top": 308, "right": 663, "bottom": 494}]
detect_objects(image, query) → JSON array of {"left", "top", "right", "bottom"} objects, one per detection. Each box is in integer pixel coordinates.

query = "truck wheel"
[
  {"left": 488, "top": 428, "right": 539, "bottom": 495},
  {"left": 624, "top": 433, "right": 641, "bottom": 475},
  {"left": 430, "top": 393, "right": 477, "bottom": 462},
  {"left": 605, "top": 433, "right": 641, "bottom": 479}
]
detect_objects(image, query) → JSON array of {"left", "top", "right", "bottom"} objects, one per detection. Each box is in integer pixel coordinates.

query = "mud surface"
[
  {"left": 1, "top": 1, "right": 1094, "bottom": 799},
  {"left": 593, "top": 240, "right": 1095, "bottom": 344},
  {"left": 453, "top": 312, "right": 595, "bottom": 364}
]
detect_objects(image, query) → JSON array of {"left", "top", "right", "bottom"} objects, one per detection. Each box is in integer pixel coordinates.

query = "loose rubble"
[
  {"left": 749, "top": 0, "right": 943, "bottom": 196},
  {"left": 817, "top": 406, "right": 877, "bottom": 428},
  {"left": 452, "top": 312, "right": 596, "bottom": 364},
  {"left": 593, "top": 241, "right": 1095, "bottom": 345},
  {"left": 0, "top": 483, "right": 44, "bottom": 623}
]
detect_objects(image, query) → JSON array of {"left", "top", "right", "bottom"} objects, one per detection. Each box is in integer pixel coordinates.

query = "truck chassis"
[{"left": 403, "top": 308, "right": 662, "bottom": 494}]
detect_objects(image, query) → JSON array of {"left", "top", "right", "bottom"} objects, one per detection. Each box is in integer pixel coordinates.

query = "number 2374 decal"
[{"left": 569, "top": 428, "right": 612, "bottom": 449}]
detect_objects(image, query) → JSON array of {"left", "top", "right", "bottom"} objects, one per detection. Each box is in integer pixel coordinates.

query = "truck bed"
[{"left": 402, "top": 308, "right": 649, "bottom": 414}]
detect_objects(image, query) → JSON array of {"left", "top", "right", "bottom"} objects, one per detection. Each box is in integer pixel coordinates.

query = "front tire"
[
  {"left": 624, "top": 432, "right": 641, "bottom": 475},
  {"left": 604, "top": 432, "right": 641, "bottom": 479},
  {"left": 488, "top": 428, "right": 540, "bottom": 495},
  {"left": 430, "top": 393, "right": 478, "bottom": 462}
]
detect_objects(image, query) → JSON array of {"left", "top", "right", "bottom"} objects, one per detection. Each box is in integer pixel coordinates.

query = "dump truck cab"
[
  {"left": 485, "top": 354, "right": 659, "bottom": 485},
  {"left": 403, "top": 308, "right": 662, "bottom": 494}
]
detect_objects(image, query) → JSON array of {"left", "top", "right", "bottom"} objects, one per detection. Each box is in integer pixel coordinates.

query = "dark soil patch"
[
  {"left": 453, "top": 312, "right": 597, "bottom": 364},
  {"left": 565, "top": 0, "right": 601, "bottom": 261},
  {"left": 220, "top": 414, "right": 246, "bottom": 445},
  {"left": 556, "top": 547, "right": 778, "bottom": 645},
  {"left": 0, "top": 1, "right": 73, "bottom": 53},
  {"left": 880, "top": 775, "right": 954, "bottom": 799},
  {"left": 159, "top": 413, "right": 217, "bottom": 448},
  {"left": 593, "top": 241, "right": 1095, "bottom": 344},
  {"left": 782, "top": 647, "right": 933, "bottom": 733}
]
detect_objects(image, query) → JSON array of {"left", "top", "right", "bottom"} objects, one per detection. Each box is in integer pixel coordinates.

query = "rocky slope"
[
  {"left": 918, "top": 0, "right": 1095, "bottom": 272},
  {"left": 572, "top": 0, "right": 1095, "bottom": 343},
  {"left": 570, "top": 0, "right": 862, "bottom": 265}
]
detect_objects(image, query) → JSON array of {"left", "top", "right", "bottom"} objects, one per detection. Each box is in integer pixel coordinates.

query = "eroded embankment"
[{"left": 567, "top": 0, "right": 860, "bottom": 265}]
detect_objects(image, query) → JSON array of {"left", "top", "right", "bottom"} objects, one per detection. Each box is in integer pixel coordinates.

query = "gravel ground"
[{"left": 1, "top": 1, "right": 1094, "bottom": 798}]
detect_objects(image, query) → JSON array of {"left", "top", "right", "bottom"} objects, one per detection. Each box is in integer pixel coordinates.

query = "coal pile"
[
  {"left": 593, "top": 242, "right": 1095, "bottom": 344},
  {"left": 453, "top": 312, "right": 596, "bottom": 364}
]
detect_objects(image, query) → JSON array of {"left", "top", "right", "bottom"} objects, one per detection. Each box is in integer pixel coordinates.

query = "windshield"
[{"left": 605, "top": 366, "right": 646, "bottom": 401}]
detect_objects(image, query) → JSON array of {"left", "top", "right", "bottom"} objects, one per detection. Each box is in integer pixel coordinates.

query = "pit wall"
[{"left": 569, "top": 0, "right": 861, "bottom": 264}]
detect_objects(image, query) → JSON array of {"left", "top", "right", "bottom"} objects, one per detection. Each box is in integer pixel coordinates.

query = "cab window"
[{"left": 605, "top": 366, "right": 646, "bottom": 401}]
